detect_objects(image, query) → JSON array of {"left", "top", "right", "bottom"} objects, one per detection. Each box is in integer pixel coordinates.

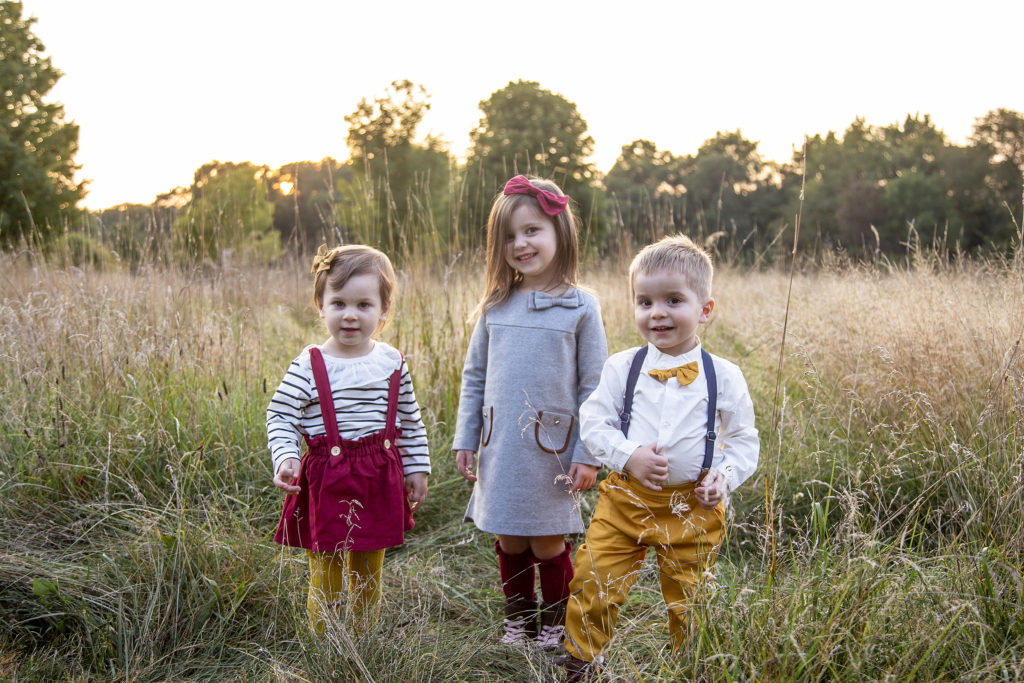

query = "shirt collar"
[{"left": 644, "top": 338, "right": 703, "bottom": 368}]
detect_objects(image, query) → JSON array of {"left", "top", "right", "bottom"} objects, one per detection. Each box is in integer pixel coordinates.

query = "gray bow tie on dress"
[{"left": 528, "top": 290, "right": 581, "bottom": 310}]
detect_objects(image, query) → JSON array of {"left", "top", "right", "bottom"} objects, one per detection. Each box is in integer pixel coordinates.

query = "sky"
[{"left": 19, "top": 0, "right": 1022, "bottom": 210}]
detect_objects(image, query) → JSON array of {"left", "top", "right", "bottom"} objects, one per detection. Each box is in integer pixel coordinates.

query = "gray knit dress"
[{"left": 453, "top": 287, "right": 608, "bottom": 536}]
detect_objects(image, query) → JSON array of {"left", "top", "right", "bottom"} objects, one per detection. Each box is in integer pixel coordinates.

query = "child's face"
[
  {"left": 504, "top": 203, "right": 559, "bottom": 290},
  {"left": 632, "top": 268, "right": 713, "bottom": 357},
  {"left": 318, "top": 272, "right": 387, "bottom": 358}
]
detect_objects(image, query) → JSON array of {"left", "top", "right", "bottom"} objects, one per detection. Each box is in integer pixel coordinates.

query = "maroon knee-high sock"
[
  {"left": 495, "top": 538, "right": 536, "bottom": 601},
  {"left": 536, "top": 541, "right": 573, "bottom": 605}
]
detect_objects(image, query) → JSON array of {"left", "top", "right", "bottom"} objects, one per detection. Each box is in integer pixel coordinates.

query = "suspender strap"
[
  {"left": 700, "top": 348, "right": 718, "bottom": 477},
  {"left": 619, "top": 346, "right": 648, "bottom": 436},
  {"left": 617, "top": 345, "right": 719, "bottom": 483},
  {"left": 383, "top": 358, "right": 403, "bottom": 443},
  {"left": 311, "top": 346, "right": 404, "bottom": 449},
  {"left": 308, "top": 347, "right": 341, "bottom": 451}
]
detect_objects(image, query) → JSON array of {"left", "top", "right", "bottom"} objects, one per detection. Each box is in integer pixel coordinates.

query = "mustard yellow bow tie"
[{"left": 648, "top": 361, "right": 699, "bottom": 385}]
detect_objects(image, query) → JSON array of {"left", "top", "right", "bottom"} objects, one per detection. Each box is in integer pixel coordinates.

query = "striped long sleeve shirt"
[{"left": 266, "top": 342, "right": 430, "bottom": 476}]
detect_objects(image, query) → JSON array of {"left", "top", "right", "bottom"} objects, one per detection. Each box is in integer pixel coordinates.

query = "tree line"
[{"left": 3, "top": 2, "right": 1022, "bottom": 267}]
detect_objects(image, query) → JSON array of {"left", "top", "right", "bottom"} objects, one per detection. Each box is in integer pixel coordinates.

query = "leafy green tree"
[
  {"left": 343, "top": 80, "right": 451, "bottom": 256},
  {"left": 679, "top": 131, "right": 766, "bottom": 235},
  {"left": 602, "top": 132, "right": 785, "bottom": 260},
  {"left": 266, "top": 158, "right": 351, "bottom": 253},
  {"left": 603, "top": 139, "right": 687, "bottom": 242},
  {"left": 463, "top": 81, "right": 597, "bottom": 251},
  {"left": 347, "top": 80, "right": 430, "bottom": 163},
  {"left": 883, "top": 169, "right": 948, "bottom": 243},
  {"left": 0, "top": 1, "right": 84, "bottom": 246},
  {"left": 604, "top": 140, "right": 682, "bottom": 194},
  {"left": 172, "top": 161, "right": 279, "bottom": 264},
  {"left": 970, "top": 108, "right": 1024, "bottom": 243},
  {"left": 970, "top": 108, "right": 1024, "bottom": 170},
  {"left": 790, "top": 113, "right": 1021, "bottom": 254},
  {"left": 938, "top": 143, "right": 1013, "bottom": 249},
  {"left": 795, "top": 116, "right": 954, "bottom": 253}
]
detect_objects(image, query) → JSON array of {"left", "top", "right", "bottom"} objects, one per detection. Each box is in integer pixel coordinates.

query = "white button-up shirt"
[{"left": 579, "top": 342, "right": 759, "bottom": 490}]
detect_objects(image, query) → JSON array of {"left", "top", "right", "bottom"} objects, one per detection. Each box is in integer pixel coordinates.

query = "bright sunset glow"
[{"left": 19, "top": 0, "right": 1023, "bottom": 210}]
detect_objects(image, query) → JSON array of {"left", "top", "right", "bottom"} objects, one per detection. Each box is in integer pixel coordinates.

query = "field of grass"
[{"left": 1, "top": 246, "right": 1022, "bottom": 681}]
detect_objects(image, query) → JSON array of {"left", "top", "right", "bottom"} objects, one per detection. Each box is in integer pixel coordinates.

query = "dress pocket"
[
  {"left": 534, "top": 410, "right": 574, "bottom": 454},
  {"left": 481, "top": 405, "right": 493, "bottom": 447}
]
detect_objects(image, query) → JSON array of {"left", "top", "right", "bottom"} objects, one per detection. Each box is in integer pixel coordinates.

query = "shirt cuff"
[
  {"left": 718, "top": 463, "right": 741, "bottom": 492},
  {"left": 608, "top": 439, "right": 641, "bottom": 473}
]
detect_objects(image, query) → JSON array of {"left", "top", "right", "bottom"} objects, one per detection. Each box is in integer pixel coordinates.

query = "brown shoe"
[
  {"left": 501, "top": 597, "right": 537, "bottom": 645},
  {"left": 535, "top": 600, "right": 566, "bottom": 650},
  {"left": 558, "top": 653, "right": 597, "bottom": 682}
]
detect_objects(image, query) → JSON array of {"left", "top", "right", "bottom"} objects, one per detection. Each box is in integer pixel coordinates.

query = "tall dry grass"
[{"left": 0, "top": 246, "right": 1022, "bottom": 680}]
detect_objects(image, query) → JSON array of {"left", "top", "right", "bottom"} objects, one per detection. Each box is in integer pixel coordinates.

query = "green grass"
[{"left": 0, "top": 249, "right": 1022, "bottom": 681}]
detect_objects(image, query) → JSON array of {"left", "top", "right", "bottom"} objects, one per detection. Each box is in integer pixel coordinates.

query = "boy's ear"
[{"left": 700, "top": 298, "right": 715, "bottom": 322}]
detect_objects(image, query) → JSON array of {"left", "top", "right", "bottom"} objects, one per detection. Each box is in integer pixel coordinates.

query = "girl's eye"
[{"left": 669, "top": 297, "right": 681, "bottom": 304}]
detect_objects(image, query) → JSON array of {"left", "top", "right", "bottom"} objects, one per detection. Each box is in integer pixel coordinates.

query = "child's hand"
[
  {"left": 456, "top": 450, "right": 477, "bottom": 482},
  {"left": 405, "top": 472, "right": 428, "bottom": 511},
  {"left": 624, "top": 444, "right": 669, "bottom": 491},
  {"left": 273, "top": 458, "right": 302, "bottom": 494},
  {"left": 567, "top": 463, "right": 598, "bottom": 492},
  {"left": 695, "top": 468, "right": 728, "bottom": 509}
]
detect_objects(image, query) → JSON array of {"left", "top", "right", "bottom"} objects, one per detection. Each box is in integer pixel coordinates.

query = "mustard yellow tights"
[{"left": 306, "top": 549, "right": 385, "bottom": 635}]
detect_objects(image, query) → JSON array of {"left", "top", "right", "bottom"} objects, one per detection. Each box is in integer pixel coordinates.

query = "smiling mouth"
[{"left": 651, "top": 326, "right": 673, "bottom": 333}]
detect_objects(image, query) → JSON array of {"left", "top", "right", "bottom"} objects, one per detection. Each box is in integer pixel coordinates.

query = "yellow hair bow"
[{"left": 311, "top": 244, "right": 339, "bottom": 276}]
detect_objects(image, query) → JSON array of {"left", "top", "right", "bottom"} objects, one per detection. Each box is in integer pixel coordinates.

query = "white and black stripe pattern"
[{"left": 267, "top": 353, "right": 430, "bottom": 476}]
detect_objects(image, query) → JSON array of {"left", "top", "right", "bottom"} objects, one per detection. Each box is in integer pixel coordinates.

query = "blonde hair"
[
  {"left": 472, "top": 177, "right": 580, "bottom": 318},
  {"left": 629, "top": 234, "right": 713, "bottom": 301},
  {"left": 312, "top": 244, "right": 397, "bottom": 324}
]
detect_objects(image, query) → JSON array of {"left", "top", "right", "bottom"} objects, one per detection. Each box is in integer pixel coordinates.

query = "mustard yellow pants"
[
  {"left": 564, "top": 472, "right": 725, "bottom": 662},
  {"left": 306, "top": 548, "right": 386, "bottom": 635}
]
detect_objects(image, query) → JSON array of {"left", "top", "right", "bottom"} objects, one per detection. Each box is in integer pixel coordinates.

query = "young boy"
[{"left": 561, "top": 234, "right": 759, "bottom": 679}]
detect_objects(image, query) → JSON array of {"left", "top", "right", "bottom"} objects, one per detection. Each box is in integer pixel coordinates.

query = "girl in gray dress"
[{"left": 453, "top": 176, "right": 608, "bottom": 650}]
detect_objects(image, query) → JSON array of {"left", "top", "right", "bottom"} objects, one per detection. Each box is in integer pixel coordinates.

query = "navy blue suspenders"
[
  {"left": 618, "top": 346, "right": 649, "bottom": 436},
  {"left": 618, "top": 346, "right": 718, "bottom": 482}
]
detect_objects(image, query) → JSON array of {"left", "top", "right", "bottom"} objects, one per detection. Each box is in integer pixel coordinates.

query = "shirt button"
[
  {"left": 384, "top": 439, "right": 391, "bottom": 450},
  {"left": 330, "top": 446, "right": 340, "bottom": 456}
]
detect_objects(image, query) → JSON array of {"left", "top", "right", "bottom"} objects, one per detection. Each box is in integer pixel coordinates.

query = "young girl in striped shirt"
[{"left": 268, "top": 244, "right": 430, "bottom": 634}]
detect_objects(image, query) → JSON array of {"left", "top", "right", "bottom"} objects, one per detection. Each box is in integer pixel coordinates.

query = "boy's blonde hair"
[
  {"left": 312, "top": 244, "right": 397, "bottom": 322},
  {"left": 629, "top": 234, "right": 713, "bottom": 301},
  {"left": 473, "top": 177, "right": 579, "bottom": 318}
]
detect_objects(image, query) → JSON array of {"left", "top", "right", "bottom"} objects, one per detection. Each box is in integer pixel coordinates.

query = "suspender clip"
[{"left": 706, "top": 430, "right": 717, "bottom": 442}]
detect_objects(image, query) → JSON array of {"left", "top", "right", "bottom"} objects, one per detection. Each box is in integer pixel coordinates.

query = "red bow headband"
[{"left": 503, "top": 175, "right": 569, "bottom": 216}]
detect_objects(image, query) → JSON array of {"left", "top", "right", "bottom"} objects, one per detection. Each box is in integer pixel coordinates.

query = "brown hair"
[
  {"left": 472, "top": 177, "right": 579, "bottom": 318},
  {"left": 629, "top": 234, "right": 713, "bottom": 301},
  {"left": 312, "top": 244, "right": 397, "bottom": 324}
]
